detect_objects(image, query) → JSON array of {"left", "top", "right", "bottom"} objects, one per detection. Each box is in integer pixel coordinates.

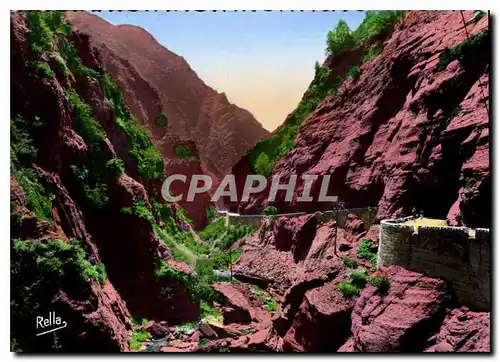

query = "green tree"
[
  {"left": 326, "top": 20, "right": 355, "bottom": 55},
  {"left": 254, "top": 152, "right": 272, "bottom": 176},
  {"left": 263, "top": 205, "right": 278, "bottom": 216}
]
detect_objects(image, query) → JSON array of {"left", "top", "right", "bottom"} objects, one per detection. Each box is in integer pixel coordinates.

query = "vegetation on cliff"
[
  {"left": 249, "top": 11, "right": 406, "bottom": 175},
  {"left": 434, "top": 29, "right": 489, "bottom": 72},
  {"left": 174, "top": 143, "right": 197, "bottom": 160},
  {"left": 11, "top": 238, "right": 107, "bottom": 351},
  {"left": 11, "top": 117, "right": 54, "bottom": 222},
  {"left": 154, "top": 113, "right": 168, "bottom": 127},
  {"left": 11, "top": 11, "right": 182, "bottom": 351},
  {"left": 101, "top": 74, "right": 165, "bottom": 180}
]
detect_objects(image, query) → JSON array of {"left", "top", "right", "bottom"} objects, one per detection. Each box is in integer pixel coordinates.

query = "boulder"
[
  {"left": 425, "top": 307, "right": 490, "bottom": 352},
  {"left": 349, "top": 266, "right": 449, "bottom": 352}
]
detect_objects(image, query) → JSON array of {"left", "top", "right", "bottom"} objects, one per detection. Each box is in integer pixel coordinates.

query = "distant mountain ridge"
[{"left": 67, "top": 11, "right": 269, "bottom": 178}]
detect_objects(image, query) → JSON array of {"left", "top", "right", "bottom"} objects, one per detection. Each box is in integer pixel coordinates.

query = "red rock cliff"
[
  {"left": 233, "top": 11, "right": 490, "bottom": 228},
  {"left": 10, "top": 11, "right": 199, "bottom": 352}
]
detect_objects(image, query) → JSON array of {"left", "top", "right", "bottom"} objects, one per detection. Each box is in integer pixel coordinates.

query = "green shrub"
[
  {"left": 155, "top": 259, "right": 224, "bottom": 304},
  {"left": 357, "top": 239, "right": 376, "bottom": 259},
  {"left": 262, "top": 297, "right": 278, "bottom": 312},
  {"left": 177, "top": 208, "right": 194, "bottom": 226},
  {"left": 352, "top": 11, "right": 405, "bottom": 43},
  {"left": 13, "top": 168, "right": 54, "bottom": 221},
  {"left": 25, "top": 11, "right": 54, "bottom": 53},
  {"left": 24, "top": 60, "right": 55, "bottom": 81},
  {"left": 121, "top": 200, "right": 155, "bottom": 223},
  {"left": 10, "top": 117, "right": 38, "bottom": 171},
  {"left": 198, "top": 338, "right": 211, "bottom": 347},
  {"left": 251, "top": 285, "right": 278, "bottom": 312},
  {"left": 347, "top": 66, "right": 362, "bottom": 80},
  {"left": 130, "top": 317, "right": 149, "bottom": 327},
  {"left": 254, "top": 152, "right": 273, "bottom": 176},
  {"left": 326, "top": 20, "right": 356, "bottom": 55},
  {"left": 51, "top": 54, "right": 69, "bottom": 76},
  {"left": 206, "top": 205, "right": 215, "bottom": 220},
  {"left": 362, "top": 44, "right": 384, "bottom": 63},
  {"left": 82, "top": 179, "right": 109, "bottom": 209},
  {"left": 195, "top": 258, "right": 214, "bottom": 276},
  {"left": 177, "top": 231, "right": 210, "bottom": 255},
  {"left": 462, "top": 176, "right": 476, "bottom": 190},
  {"left": 174, "top": 144, "right": 196, "bottom": 159},
  {"left": 42, "top": 11, "right": 71, "bottom": 36},
  {"left": 154, "top": 225, "right": 193, "bottom": 265},
  {"left": 11, "top": 237, "right": 107, "bottom": 351},
  {"left": 59, "top": 37, "right": 101, "bottom": 79},
  {"left": 12, "top": 238, "right": 106, "bottom": 286},
  {"left": 231, "top": 249, "right": 243, "bottom": 263},
  {"left": 129, "top": 330, "right": 149, "bottom": 350},
  {"left": 349, "top": 268, "right": 369, "bottom": 288},
  {"left": 434, "top": 30, "right": 488, "bottom": 72},
  {"left": 151, "top": 200, "right": 174, "bottom": 224},
  {"left": 94, "top": 262, "right": 107, "bottom": 285},
  {"left": 342, "top": 256, "right": 357, "bottom": 269},
  {"left": 67, "top": 90, "right": 106, "bottom": 147},
  {"left": 200, "top": 301, "right": 221, "bottom": 318},
  {"left": 78, "top": 66, "right": 101, "bottom": 79},
  {"left": 155, "top": 114, "right": 168, "bottom": 127},
  {"left": 106, "top": 158, "right": 125, "bottom": 176},
  {"left": 106, "top": 157, "right": 125, "bottom": 176},
  {"left": 471, "top": 10, "right": 486, "bottom": 23},
  {"left": 264, "top": 205, "right": 278, "bottom": 216},
  {"left": 357, "top": 239, "right": 378, "bottom": 269},
  {"left": 337, "top": 281, "right": 360, "bottom": 298},
  {"left": 370, "top": 275, "right": 390, "bottom": 293}
]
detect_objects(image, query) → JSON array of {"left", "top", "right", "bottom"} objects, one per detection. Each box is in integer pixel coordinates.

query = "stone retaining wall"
[
  {"left": 378, "top": 217, "right": 490, "bottom": 311},
  {"left": 215, "top": 208, "right": 377, "bottom": 230}
]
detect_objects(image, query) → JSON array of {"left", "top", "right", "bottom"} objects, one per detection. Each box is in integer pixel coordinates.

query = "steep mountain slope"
[
  {"left": 10, "top": 11, "right": 213, "bottom": 351},
  {"left": 232, "top": 11, "right": 490, "bottom": 229},
  {"left": 66, "top": 11, "right": 269, "bottom": 180}
]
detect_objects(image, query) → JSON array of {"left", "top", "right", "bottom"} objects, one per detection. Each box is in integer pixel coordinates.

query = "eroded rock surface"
[{"left": 233, "top": 11, "right": 490, "bottom": 229}]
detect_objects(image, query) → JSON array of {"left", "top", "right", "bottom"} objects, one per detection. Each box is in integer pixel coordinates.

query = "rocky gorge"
[{"left": 10, "top": 10, "right": 490, "bottom": 353}]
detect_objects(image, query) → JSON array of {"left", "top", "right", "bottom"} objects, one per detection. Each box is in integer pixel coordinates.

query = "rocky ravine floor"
[{"left": 133, "top": 214, "right": 489, "bottom": 353}]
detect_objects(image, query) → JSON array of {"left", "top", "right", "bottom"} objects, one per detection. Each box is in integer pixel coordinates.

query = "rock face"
[
  {"left": 233, "top": 11, "right": 490, "bottom": 229},
  {"left": 425, "top": 307, "right": 490, "bottom": 352},
  {"left": 283, "top": 278, "right": 354, "bottom": 352},
  {"left": 347, "top": 266, "right": 448, "bottom": 352},
  {"left": 10, "top": 175, "right": 131, "bottom": 352},
  {"left": 10, "top": 12, "right": 197, "bottom": 352},
  {"left": 66, "top": 11, "right": 269, "bottom": 180}
]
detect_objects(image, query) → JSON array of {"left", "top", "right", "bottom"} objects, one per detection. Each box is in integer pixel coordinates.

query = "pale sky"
[{"left": 96, "top": 11, "right": 365, "bottom": 131}]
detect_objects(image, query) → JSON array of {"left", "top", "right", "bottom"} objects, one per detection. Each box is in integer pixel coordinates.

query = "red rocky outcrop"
[
  {"left": 425, "top": 307, "right": 490, "bottom": 352},
  {"left": 283, "top": 278, "right": 354, "bottom": 352},
  {"left": 346, "top": 266, "right": 449, "bottom": 352}
]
